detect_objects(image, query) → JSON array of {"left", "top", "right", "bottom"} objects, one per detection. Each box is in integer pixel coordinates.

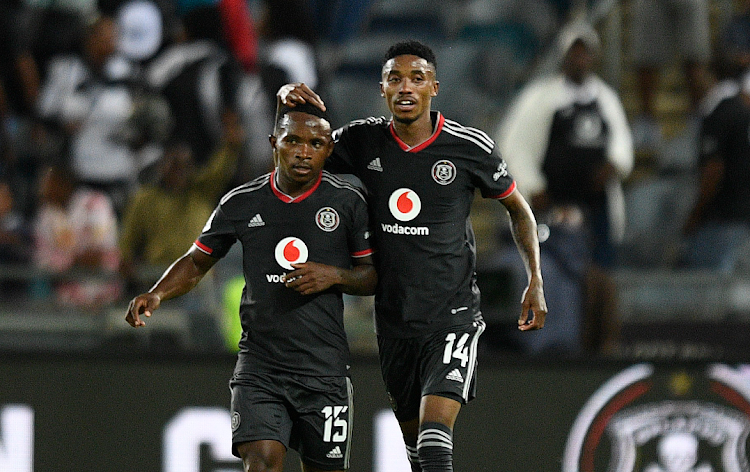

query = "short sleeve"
[
  {"left": 471, "top": 149, "right": 517, "bottom": 199},
  {"left": 194, "top": 205, "right": 237, "bottom": 259},
  {"left": 348, "top": 194, "right": 374, "bottom": 258},
  {"left": 325, "top": 125, "right": 357, "bottom": 174}
]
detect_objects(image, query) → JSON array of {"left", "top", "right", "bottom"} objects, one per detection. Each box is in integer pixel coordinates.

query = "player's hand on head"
[
  {"left": 284, "top": 262, "right": 339, "bottom": 296},
  {"left": 125, "top": 293, "right": 161, "bottom": 328},
  {"left": 277, "top": 83, "right": 326, "bottom": 112}
]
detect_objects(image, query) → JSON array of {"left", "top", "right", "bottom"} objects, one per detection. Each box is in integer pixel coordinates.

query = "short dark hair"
[
  {"left": 275, "top": 102, "right": 331, "bottom": 132},
  {"left": 382, "top": 40, "right": 437, "bottom": 69}
]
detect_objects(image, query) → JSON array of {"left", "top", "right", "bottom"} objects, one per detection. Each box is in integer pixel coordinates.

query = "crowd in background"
[{"left": 1, "top": 0, "right": 750, "bottom": 357}]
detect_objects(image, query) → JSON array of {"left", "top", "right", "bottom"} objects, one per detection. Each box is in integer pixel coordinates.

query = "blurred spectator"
[
  {"left": 118, "top": 122, "right": 242, "bottom": 352},
  {"left": 218, "top": 0, "right": 259, "bottom": 73},
  {"left": 32, "top": 164, "right": 122, "bottom": 309},
  {"left": 0, "top": 179, "right": 31, "bottom": 301},
  {"left": 0, "top": 0, "right": 41, "bottom": 119},
  {"left": 0, "top": 1, "right": 44, "bottom": 214},
  {"left": 496, "top": 20, "right": 634, "bottom": 356},
  {"left": 115, "top": 89, "right": 174, "bottom": 180},
  {"left": 36, "top": 15, "right": 138, "bottom": 214},
  {"left": 680, "top": 67, "right": 750, "bottom": 273},
  {"left": 717, "top": 0, "right": 750, "bottom": 80},
  {"left": 257, "top": 0, "right": 319, "bottom": 100},
  {"left": 171, "top": 0, "right": 258, "bottom": 73},
  {"left": 114, "top": 0, "right": 168, "bottom": 67},
  {"left": 145, "top": 6, "right": 244, "bottom": 166},
  {"left": 27, "top": 6, "right": 88, "bottom": 82},
  {"left": 118, "top": 119, "right": 242, "bottom": 281},
  {"left": 0, "top": 180, "right": 31, "bottom": 264},
  {"left": 629, "top": 0, "right": 712, "bottom": 153}
]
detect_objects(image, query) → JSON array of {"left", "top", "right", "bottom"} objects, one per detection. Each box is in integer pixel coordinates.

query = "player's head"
[
  {"left": 271, "top": 103, "right": 334, "bottom": 194},
  {"left": 380, "top": 40, "right": 439, "bottom": 125},
  {"left": 274, "top": 102, "right": 331, "bottom": 134},
  {"left": 383, "top": 40, "right": 437, "bottom": 70},
  {"left": 559, "top": 20, "right": 600, "bottom": 84}
]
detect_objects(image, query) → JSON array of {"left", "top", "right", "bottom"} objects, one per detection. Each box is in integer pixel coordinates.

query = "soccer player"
[
  {"left": 125, "top": 102, "right": 377, "bottom": 472},
  {"left": 278, "top": 40, "right": 547, "bottom": 471}
]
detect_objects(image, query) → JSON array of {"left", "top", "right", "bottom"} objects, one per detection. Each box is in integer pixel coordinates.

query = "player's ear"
[
  {"left": 431, "top": 80, "right": 439, "bottom": 97},
  {"left": 269, "top": 135, "right": 279, "bottom": 166},
  {"left": 379, "top": 81, "right": 385, "bottom": 97},
  {"left": 324, "top": 140, "right": 335, "bottom": 158}
]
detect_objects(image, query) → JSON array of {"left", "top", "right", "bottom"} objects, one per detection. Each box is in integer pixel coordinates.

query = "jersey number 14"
[{"left": 443, "top": 333, "right": 470, "bottom": 367}]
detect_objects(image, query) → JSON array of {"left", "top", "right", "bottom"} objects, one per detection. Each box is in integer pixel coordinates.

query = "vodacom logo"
[
  {"left": 388, "top": 188, "right": 422, "bottom": 222},
  {"left": 274, "top": 237, "right": 309, "bottom": 270}
]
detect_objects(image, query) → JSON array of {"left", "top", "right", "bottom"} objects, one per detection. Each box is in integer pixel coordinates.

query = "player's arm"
[
  {"left": 500, "top": 188, "right": 547, "bottom": 331},
  {"left": 285, "top": 255, "right": 377, "bottom": 297},
  {"left": 125, "top": 246, "right": 218, "bottom": 327}
]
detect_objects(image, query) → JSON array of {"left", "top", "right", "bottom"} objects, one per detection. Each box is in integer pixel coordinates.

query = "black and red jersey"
[
  {"left": 195, "top": 170, "right": 373, "bottom": 377},
  {"left": 326, "top": 111, "right": 516, "bottom": 338}
]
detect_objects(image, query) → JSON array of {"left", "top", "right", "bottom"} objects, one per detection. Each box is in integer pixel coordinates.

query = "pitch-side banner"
[{"left": 1, "top": 356, "right": 749, "bottom": 471}]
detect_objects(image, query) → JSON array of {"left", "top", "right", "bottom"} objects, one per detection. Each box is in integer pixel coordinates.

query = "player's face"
[
  {"left": 562, "top": 40, "right": 595, "bottom": 84},
  {"left": 271, "top": 111, "right": 334, "bottom": 194},
  {"left": 380, "top": 55, "right": 438, "bottom": 125}
]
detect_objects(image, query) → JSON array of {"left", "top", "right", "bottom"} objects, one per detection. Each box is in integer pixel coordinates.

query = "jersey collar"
[
  {"left": 270, "top": 168, "right": 322, "bottom": 203},
  {"left": 389, "top": 111, "right": 444, "bottom": 152}
]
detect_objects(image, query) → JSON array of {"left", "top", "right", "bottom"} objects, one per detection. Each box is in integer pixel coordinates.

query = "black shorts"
[
  {"left": 377, "top": 319, "right": 485, "bottom": 422},
  {"left": 229, "top": 373, "right": 353, "bottom": 470}
]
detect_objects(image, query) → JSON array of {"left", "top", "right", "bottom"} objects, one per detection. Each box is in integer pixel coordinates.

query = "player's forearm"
[
  {"left": 148, "top": 252, "right": 209, "bottom": 302},
  {"left": 337, "top": 264, "right": 377, "bottom": 296},
  {"left": 506, "top": 199, "right": 543, "bottom": 281}
]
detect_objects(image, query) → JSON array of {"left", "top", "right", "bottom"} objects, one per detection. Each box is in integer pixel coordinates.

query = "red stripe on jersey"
[
  {"left": 351, "top": 248, "right": 374, "bottom": 258},
  {"left": 389, "top": 113, "right": 445, "bottom": 152},
  {"left": 194, "top": 240, "right": 213, "bottom": 255},
  {"left": 270, "top": 169, "right": 322, "bottom": 203},
  {"left": 488, "top": 180, "right": 516, "bottom": 199}
]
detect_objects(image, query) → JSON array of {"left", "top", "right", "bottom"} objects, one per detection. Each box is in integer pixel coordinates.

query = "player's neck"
[
  {"left": 391, "top": 112, "right": 435, "bottom": 148},
  {"left": 281, "top": 181, "right": 314, "bottom": 198},
  {"left": 275, "top": 171, "right": 321, "bottom": 199}
]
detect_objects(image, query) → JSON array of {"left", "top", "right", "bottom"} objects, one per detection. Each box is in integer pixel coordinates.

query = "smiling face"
[
  {"left": 271, "top": 111, "right": 334, "bottom": 196},
  {"left": 380, "top": 54, "right": 439, "bottom": 126}
]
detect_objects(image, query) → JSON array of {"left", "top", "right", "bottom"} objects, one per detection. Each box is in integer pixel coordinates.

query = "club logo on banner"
[{"left": 563, "top": 363, "right": 750, "bottom": 472}]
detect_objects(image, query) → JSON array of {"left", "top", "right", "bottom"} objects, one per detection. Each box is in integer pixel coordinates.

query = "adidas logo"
[
  {"left": 247, "top": 214, "right": 265, "bottom": 227},
  {"left": 367, "top": 157, "right": 383, "bottom": 172},
  {"left": 326, "top": 446, "right": 343, "bottom": 459},
  {"left": 445, "top": 369, "right": 464, "bottom": 382}
]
